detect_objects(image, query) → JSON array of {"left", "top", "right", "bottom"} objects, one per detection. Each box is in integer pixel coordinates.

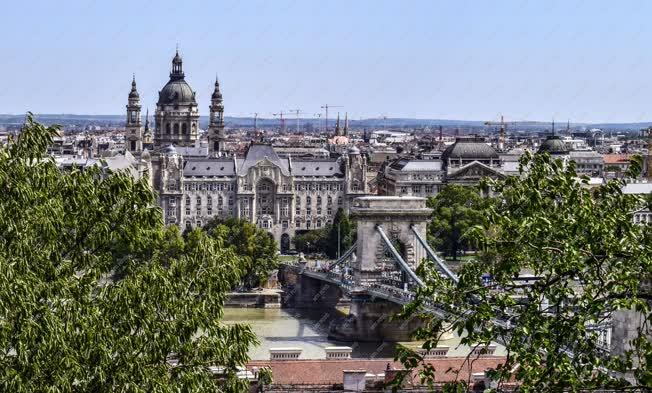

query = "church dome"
[
  {"left": 128, "top": 76, "right": 139, "bottom": 99},
  {"left": 158, "top": 50, "right": 197, "bottom": 105},
  {"left": 158, "top": 80, "right": 196, "bottom": 105},
  {"left": 538, "top": 136, "right": 569, "bottom": 155},
  {"left": 441, "top": 137, "right": 499, "bottom": 161}
]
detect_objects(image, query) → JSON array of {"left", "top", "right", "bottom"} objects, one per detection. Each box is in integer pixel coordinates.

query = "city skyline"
[{"left": 3, "top": 0, "right": 652, "bottom": 123}]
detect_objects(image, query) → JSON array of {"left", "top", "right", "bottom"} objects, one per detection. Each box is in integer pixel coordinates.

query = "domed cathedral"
[
  {"left": 123, "top": 50, "right": 371, "bottom": 250},
  {"left": 154, "top": 50, "right": 200, "bottom": 147}
]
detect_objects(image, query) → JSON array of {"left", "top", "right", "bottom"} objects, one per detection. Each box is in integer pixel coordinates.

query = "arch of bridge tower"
[{"left": 349, "top": 196, "right": 433, "bottom": 284}]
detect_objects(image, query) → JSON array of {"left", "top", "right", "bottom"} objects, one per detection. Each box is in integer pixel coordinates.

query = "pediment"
[{"left": 447, "top": 161, "right": 505, "bottom": 180}]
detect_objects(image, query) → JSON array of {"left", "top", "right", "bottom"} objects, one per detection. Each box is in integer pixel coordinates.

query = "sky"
[{"left": 2, "top": 0, "right": 652, "bottom": 123}]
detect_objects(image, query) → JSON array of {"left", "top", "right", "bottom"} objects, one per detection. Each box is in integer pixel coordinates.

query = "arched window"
[
  {"left": 182, "top": 123, "right": 187, "bottom": 134},
  {"left": 352, "top": 182, "right": 360, "bottom": 191},
  {"left": 173, "top": 123, "right": 179, "bottom": 134},
  {"left": 317, "top": 219, "right": 322, "bottom": 228},
  {"left": 166, "top": 123, "right": 171, "bottom": 134},
  {"left": 196, "top": 196, "right": 201, "bottom": 207},
  {"left": 207, "top": 196, "right": 212, "bottom": 206},
  {"left": 185, "top": 196, "right": 191, "bottom": 206},
  {"left": 316, "top": 196, "right": 322, "bottom": 205},
  {"left": 218, "top": 196, "right": 223, "bottom": 205},
  {"left": 306, "top": 196, "right": 312, "bottom": 205},
  {"left": 327, "top": 196, "right": 332, "bottom": 205}
]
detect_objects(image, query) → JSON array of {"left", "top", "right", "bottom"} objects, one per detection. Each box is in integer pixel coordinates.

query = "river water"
[{"left": 222, "top": 307, "right": 398, "bottom": 360}]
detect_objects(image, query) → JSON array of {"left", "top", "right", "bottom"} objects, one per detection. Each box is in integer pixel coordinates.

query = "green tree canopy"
[
  {"left": 292, "top": 209, "right": 355, "bottom": 258},
  {"left": 0, "top": 115, "right": 256, "bottom": 392},
  {"left": 401, "top": 152, "right": 652, "bottom": 391},
  {"left": 326, "top": 208, "right": 355, "bottom": 259},
  {"left": 293, "top": 229, "right": 330, "bottom": 255},
  {"left": 203, "top": 218, "right": 278, "bottom": 289},
  {"left": 426, "top": 184, "right": 490, "bottom": 260}
]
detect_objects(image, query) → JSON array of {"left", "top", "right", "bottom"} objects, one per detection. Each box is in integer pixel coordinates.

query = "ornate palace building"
[
  {"left": 377, "top": 136, "right": 505, "bottom": 197},
  {"left": 125, "top": 51, "right": 369, "bottom": 251}
]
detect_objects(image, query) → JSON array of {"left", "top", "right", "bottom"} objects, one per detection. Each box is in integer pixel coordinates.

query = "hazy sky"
[{"left": 2, "top": 0, "right": 652, "bottom": 123}]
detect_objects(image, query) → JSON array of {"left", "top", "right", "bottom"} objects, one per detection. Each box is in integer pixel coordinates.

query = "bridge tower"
[
  {"left": 327, "top": 196, "right": 434, "bottom": 342},
  {"left": 351, "top": 196, "right": 432, "bottom": 286}
]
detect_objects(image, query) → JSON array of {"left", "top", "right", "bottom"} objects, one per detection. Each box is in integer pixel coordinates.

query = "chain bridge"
[{"left": 282, "top": 196, "right": 462, "bottom": 341}]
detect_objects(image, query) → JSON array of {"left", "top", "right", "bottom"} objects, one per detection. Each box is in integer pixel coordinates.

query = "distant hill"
[{"left": 0, "top": 114, "right": 650, "bottom": 132}]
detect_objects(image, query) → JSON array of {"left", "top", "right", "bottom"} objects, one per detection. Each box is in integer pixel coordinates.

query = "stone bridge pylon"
[
  {"left": 281, "top": 196, "right": 446, "bottom": 342},
  {"left": 351, "top": 196, "right": 432, "bottom": 287}
]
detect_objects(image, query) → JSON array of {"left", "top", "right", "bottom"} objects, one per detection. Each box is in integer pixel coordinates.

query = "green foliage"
[
  {"left": 256, "top": 367, "right": 273, "bottom": 392},
  {"left": 293, "top": 209, "right": 355, "bottom": 258},
  {"left": 403, "top": 152, "right": 652, "bottom": 391},
  {"left": 0, "top": 114, "right": 257, "bottom": 392},
  {"left": 426, "top": 184, "right": 491, "bottom": 260},
  {"left": 203, "top": 218, "right": 279, "bottom": 289},
  {"left": 326, "top": 208, "right": 355, "bottom": 258},
  {"left": 293, "top": 228, "right": 330, "bottom": 255}
]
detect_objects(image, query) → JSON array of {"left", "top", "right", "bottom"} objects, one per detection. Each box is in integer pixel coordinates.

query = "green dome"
[
  {"left": 538, "top": 136, "right": 569, "bottom": 155},
  {"left": 442, "top": 137, "right": 499, "bottom": 161}
]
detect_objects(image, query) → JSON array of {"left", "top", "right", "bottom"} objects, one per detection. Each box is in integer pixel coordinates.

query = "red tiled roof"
[
  {"left": 247, "top": 357, "right": 506, "bottom": 385},
  {"left": 602, "top": 154, "right": 632, "bottom": 165}
]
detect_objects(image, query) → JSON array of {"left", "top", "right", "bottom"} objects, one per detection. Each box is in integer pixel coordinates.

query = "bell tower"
[
  {"left": 126, "top": 75, "right": 142, "bottom": 153},
  {"left": 207, "top": 76, "right": 226, "bottom": 155}
]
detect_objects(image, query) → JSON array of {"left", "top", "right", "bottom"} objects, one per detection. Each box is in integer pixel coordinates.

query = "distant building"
[{"left": 378, "top": 137, "right": 505, "bottom": 197}]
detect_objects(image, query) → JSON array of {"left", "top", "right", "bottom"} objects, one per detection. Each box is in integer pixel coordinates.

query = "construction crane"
[
  {"left": 248, "top": 112, "right": 258, "bottom": 132},
  {"left": 273, "top": 111, "right": 287, "bottom": 132},
  {"left": 287, "top": 109, "right": 307, "bottom": 133},
  {"left": 320, "top": 104, "right": 343, "bottom": 134},
  {"left": 484, "top": 115, "right": 509, "bottom": 150}
]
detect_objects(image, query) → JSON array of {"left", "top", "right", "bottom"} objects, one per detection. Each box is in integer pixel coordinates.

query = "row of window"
[
  {"left": 411, "top": 174, "right": 441, "bottom": 181},
  {"left": 183, "top": 183, "right": 235, "bottom": 192},
  {"left": 399, "top": 185, "right": 436, "bottom": 194},
  {"left": 165, "top": 122, "right": 196, "bottom": 135},
  {"left": 183, "top": 195, "right": 234, "bottom": 207},
  {"left": 294, "top": 183, "right": 344, "bottom": 192}
]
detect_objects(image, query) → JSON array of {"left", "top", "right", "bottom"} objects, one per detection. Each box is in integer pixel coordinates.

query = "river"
[{"left": 222, "top": 307, "right": 399, "bottom": 360}]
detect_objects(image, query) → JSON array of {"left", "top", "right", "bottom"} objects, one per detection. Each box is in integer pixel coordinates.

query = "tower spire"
[
  {"left": 170, "top": 48, "right": 184, "bottom": 79},
  {"left": 344, "top": 112, "right": 348, "bottom": 136},
  {"left": 335, "top": 112, "right": 341, "bottom": 136},
  {"left": 552, "top": 119, "right": 555, "bottom": 136}
]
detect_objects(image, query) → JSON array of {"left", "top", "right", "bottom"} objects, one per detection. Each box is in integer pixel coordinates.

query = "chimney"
[
  {"left": 325, "top": 346, "right": 352, "bottom": 359},
  {"left": 416, "top": 346, "right": 449, "bottom": 358},
  {"left": 343, "top": 370, "right": 367, "bottom": 392},
  {"left": 269, "top": 347, "right": 302, "bottom": 360}
]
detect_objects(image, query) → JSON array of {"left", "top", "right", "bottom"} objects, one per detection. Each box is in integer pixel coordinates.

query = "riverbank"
[{"left": 225, "top": 289, "right": 282, "bottom": 308}]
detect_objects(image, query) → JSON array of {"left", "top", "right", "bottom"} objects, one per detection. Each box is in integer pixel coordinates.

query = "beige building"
[{"left": 125, "top": 51, "right": 369, "bottom": 251}]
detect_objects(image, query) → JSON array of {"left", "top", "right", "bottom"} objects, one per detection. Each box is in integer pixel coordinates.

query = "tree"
[
  {"left": 293, "top": 229, "right": 329, "bottom": 255},
  {"left": 426, "top": 184, "right": 489, "bottom": 260},
  {"left": 0, "top": 114, "right": 257, "bottom": 392},
  {"left": 399, "top": 152, "right": 652, "bottom": 390},
  {"left": 203, "top": 218, "right": 278, "bottom": 289},
  {"left": 326, "top": 208, "right": 355, "bottom": 259}
]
